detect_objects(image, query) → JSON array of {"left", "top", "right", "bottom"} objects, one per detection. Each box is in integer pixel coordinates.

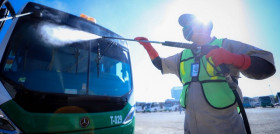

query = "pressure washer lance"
[
  {"left": 103, "top": 36, "right": 251, "bottom": 134},
  {"left": 0, "top": 12, "right": 32, "bottom": 22},
  {"left": 102, "top": 36, "right": 197, "bottom": 50}
]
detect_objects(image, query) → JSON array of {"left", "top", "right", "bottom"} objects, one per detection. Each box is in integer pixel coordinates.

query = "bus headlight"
[
  {"left": 122, "top": 106, "right": 135, "bottom": 124},
  {"left": 0, "top": 109, "right": 21, "bottom": 134}
]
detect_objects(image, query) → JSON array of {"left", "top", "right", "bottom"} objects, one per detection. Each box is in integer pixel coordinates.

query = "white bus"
[
  {"left": 136, "top": 102, "right": 146, "bottom": 113},
  {"left": 164, "top": 99, "right": 179, "bottom": 112},
  {"left": 144, "top": 102, "right": 161, "bottom": 112}
]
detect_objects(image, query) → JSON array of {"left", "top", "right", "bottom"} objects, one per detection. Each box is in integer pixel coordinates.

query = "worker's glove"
[
  {"left": 134, "top": 37, "right": 159, "bottom": 60},
  {"left": 206, "top": 48, "right": 251, "bottom": 70}
]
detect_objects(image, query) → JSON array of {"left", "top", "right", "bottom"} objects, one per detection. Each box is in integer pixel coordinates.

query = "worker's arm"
[
  {"left": 206, "top": 48, "right": 275, "bottom": 79},
  {"left": 244, "top": 56, "right": 275, "bottom": 79},
  {"left": 134, "top": 37, "right": 163, "bottom": 71},
  {"left": 221, "top": 38, "right": 276, "bottom": 80},
  {"left": 151, "top": 56, "right": 163, "bottom": 71}
]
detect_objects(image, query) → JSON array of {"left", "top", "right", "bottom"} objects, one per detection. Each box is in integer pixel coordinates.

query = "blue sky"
[{"left": 1, "top": 0, "right": 280, "bottom": 102}]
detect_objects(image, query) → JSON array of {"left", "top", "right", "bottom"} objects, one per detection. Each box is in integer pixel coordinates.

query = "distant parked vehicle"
[
  {"left": 158, "top": 102, "right": 165, "bottom": 112},
  {"left": 144, "top": 102, "right": 161, "bottom": 112},
  {"left": 276, "top": 92, "right": 280, "bottom": 103},
  {"left": 259, "top": 96, "right": 275, "bottom": 108},
  {"left": 255, "top": 102, "right": 260, "bottom": 107},
  {"left": 243, "top": 97, "right": 257, "bottom": 108},
  {"left": 164, "top": 99, "right": 179, "bottom": 112},
  {"left": 136, "top": 102, "right": 146, "bottom": 113},
  {"left": 165, "top": 103, "right": 179, "bottom": 112}
]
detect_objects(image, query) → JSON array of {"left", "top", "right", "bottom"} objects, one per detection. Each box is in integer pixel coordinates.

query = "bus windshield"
[{"left": 1, "top": 19, "right": 132, "bottom": 97}]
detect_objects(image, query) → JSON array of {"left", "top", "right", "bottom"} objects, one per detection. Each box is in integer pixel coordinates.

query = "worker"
[{"left": 134, "top": 14, "right": 276, "bottom": 134}]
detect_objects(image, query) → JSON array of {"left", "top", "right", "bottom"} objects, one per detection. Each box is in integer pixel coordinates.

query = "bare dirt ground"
[{"left": 135, "top": 107, "right": 280, "bottom": 134}]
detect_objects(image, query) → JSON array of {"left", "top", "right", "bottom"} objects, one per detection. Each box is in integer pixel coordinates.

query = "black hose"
[
  {"left": 233, "top": 89, "right": 251, "bottom": 134},
  {"left": 223, "top": 72, "right": 251, "bottom": 134}
]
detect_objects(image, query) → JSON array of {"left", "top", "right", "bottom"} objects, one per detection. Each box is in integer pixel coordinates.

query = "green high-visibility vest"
[{"left": 179, "top": 38, "right": 236, "bottom": 109}]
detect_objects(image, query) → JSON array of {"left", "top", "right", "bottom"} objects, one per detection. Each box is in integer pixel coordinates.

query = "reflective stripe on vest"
[{"left": 179, "top": 38, "right": 236, "bottom": 109}]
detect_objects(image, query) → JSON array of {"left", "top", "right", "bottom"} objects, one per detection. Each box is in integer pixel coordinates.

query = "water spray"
[
  {"left": 28, "top": 10, "right": 194, "bottom": 49},
  {"left": 36, "top": 18, "right": 196, "bottom": 49},
  {"left": 38, "top": 21, "right": 101, "bottom": 46}
]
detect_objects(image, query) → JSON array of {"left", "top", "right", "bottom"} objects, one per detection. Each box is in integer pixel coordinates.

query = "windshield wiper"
[
  {"left": 95, "top": 40, "right": 115, "bottom": 77},
  {"left": 100, "top": 40, "right": 115, "bottom": 59},
  {"left": 96, "top": 42, "right": 101, "bottom": 77}
]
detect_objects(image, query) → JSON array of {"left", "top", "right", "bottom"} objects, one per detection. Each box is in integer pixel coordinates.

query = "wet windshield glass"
[
  {"left": 89, "top": 40, "right": 131, "bottom": 96},
  {"left": 1, "top": 20, "right": 132, "bottom": 97}
]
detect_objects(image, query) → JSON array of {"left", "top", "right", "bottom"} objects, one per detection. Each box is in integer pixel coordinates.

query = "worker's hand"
[
  {"left": 134, "top": 37, "right": 159, "bottom": 60},
  {"left": 134, "top": 37, "right": 151, "bottom": 46},
  {"left": 206, "top": 48, "right": 251, "bottom": 70}
]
